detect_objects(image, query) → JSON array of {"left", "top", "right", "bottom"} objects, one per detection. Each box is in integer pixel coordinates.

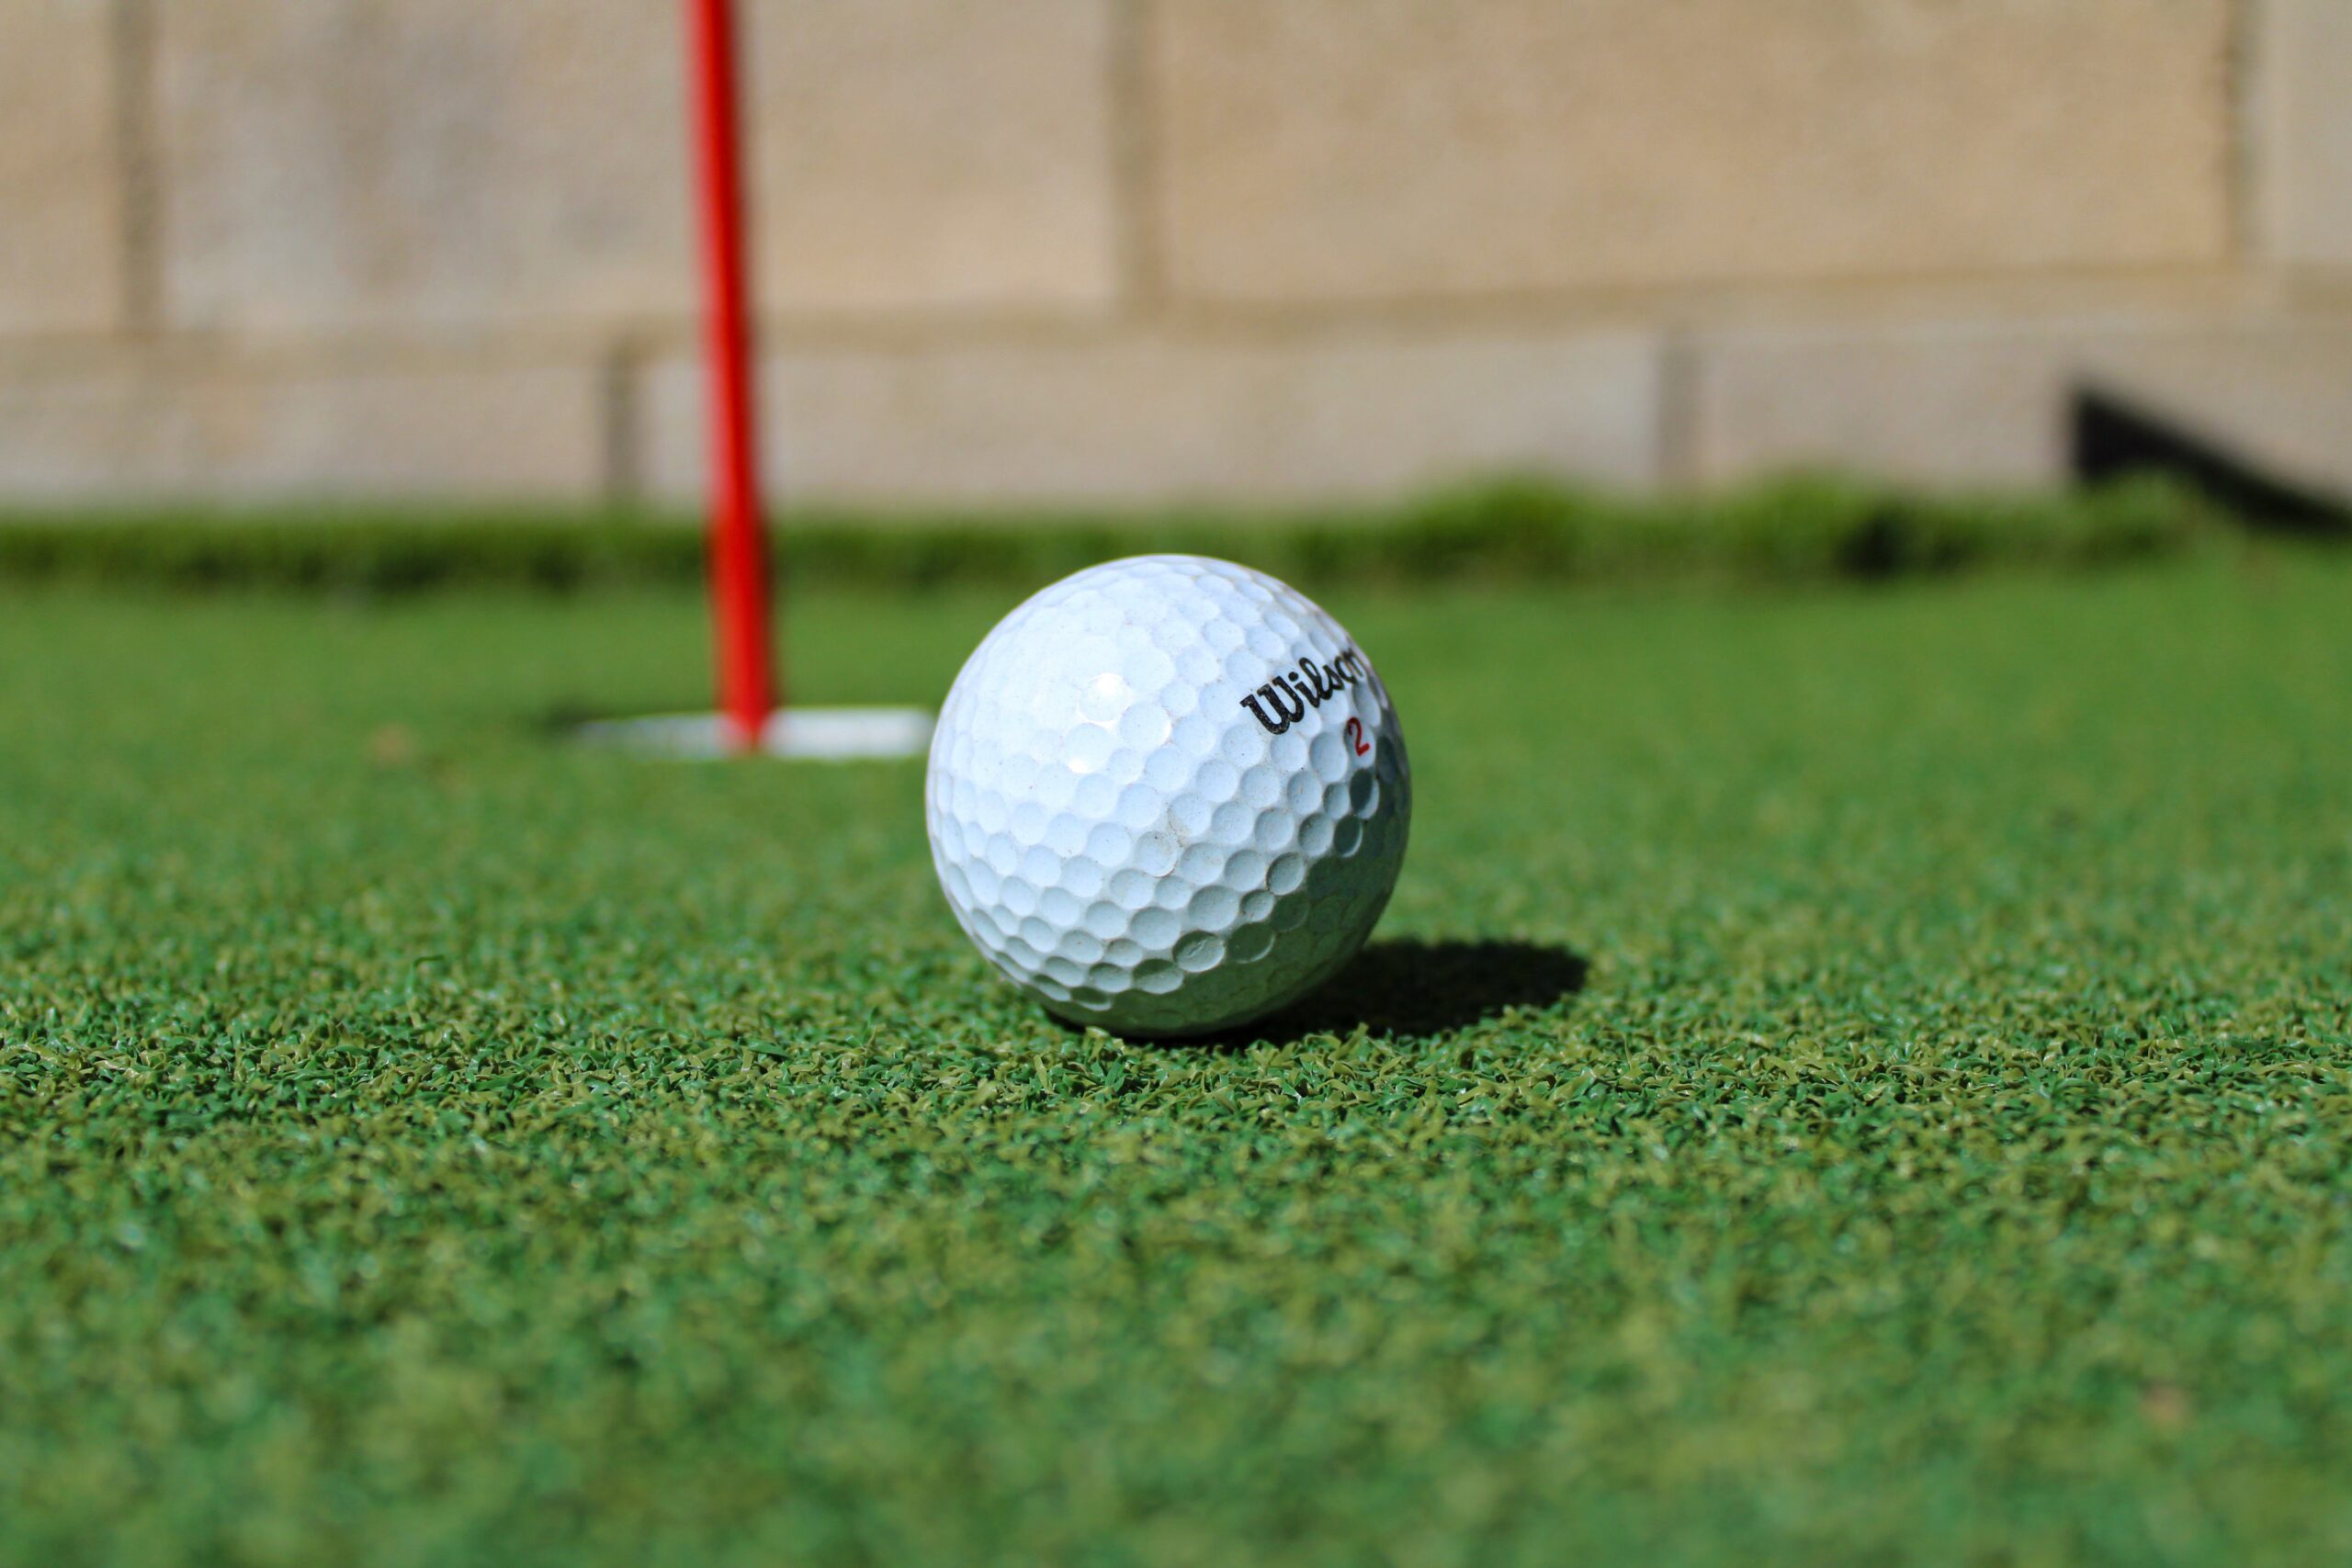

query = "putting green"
[{"left": 4, "top": 552, "right": 2348, "bottom": 1564}]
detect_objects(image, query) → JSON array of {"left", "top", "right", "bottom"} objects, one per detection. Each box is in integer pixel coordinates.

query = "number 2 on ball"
[{"left": 1344, "top": 717, "right": 1372, "bottom": 759}]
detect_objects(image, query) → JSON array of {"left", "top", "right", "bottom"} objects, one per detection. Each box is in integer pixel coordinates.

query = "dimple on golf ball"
[{"left": 924, "top": 555, "right": 1410, "bottom": 1037}]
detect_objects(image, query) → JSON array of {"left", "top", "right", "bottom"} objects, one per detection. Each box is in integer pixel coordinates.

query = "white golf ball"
[{"left": 925, "top": 555, "right": 1410, "bottom": 1037}]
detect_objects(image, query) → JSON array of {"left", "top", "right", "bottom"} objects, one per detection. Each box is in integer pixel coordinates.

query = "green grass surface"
[
  {"left": 4, "top": 552, "right": 2350, "bottom": 1565},
  {"left": 0, "top": 472, "right": 2223, "bottom": 593}
]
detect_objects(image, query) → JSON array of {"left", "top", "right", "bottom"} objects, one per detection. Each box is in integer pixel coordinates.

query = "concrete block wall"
[{"left": 1, "top": 0, "right": 2346, "bottom": 509}]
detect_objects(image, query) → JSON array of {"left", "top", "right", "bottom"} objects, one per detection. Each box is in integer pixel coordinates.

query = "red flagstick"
[{"left": 686, "top": 0, "right": 775, "bottom": 753}]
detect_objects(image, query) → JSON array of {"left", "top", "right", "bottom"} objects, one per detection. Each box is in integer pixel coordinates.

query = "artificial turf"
[{"left": 3, "top": 549, "right": 2349, "bottom": 1565}]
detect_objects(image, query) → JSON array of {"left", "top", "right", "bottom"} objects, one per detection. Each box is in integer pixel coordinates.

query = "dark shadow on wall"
[
  {"left": 2072, "top": 384, "right": 2352, "bottom": 538},
  {"left": 1169, "top": 937, "right": 1590, "bottom": 1049}
]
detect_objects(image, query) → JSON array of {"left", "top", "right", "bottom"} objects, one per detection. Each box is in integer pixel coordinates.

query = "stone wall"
[{"left": 2, "top": 0, "right": 2346, "bottom": 508}]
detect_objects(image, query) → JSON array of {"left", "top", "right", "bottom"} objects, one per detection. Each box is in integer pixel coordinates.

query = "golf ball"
[{"left": 925, "top": 556, "right": 1410, "bottom": 1037}]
